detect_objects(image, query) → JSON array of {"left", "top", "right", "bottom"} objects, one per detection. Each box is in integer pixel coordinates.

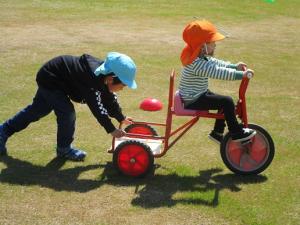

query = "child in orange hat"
[{"left": 179, "top": 19, "right": 256, "bottom": 144}]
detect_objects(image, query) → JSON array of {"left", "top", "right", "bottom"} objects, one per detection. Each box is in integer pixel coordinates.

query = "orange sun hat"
[{"left": 180, "top": 20, "right": 225, "bottom": 66}]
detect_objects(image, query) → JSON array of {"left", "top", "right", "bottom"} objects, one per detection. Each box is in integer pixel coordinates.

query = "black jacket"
[{"left": 36, "top": 54, "right": 125, "bottom": 133}]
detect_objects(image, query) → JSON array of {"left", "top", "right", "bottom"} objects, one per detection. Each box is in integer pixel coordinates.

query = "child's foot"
[
  {"left": 232, "top": 128, "right": 256, "bottom": 142},
  {"left": 208, "top": 130, "right": 223, "bottom": 144},
  {"left": 56, "top": 146, "right": 86, "bottom": 161},
  {"left": 0, "top": 124, "right": 8, "bottom": 156}
]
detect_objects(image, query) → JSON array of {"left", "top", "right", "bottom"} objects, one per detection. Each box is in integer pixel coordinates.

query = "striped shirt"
[{"left": 179, "top": 56, "right": 244, "bottom": 105}]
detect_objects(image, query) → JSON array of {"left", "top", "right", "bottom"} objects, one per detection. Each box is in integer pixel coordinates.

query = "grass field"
[{"left": 0, "top": 0, "right": 299, "bottom": 224}]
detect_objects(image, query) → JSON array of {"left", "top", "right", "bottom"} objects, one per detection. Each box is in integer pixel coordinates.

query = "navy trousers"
[
  {"left": 2, "top": 87, "right": 75, "bottom": 148},
  {"left": 185, "top": 90, "right": 242, "bottom": 134}
]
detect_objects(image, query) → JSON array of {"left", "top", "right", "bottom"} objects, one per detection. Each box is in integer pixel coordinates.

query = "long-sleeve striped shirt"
[{"left": 179, "top": 56, "right": 244, "bottom": 105}]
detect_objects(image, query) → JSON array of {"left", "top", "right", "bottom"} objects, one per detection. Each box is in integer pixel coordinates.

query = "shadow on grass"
[
  {"left": 99, "top": 162, "right": 268, "bottom": 208},
  {"left": 0, "top": 157, "right": 268, "bottom": 207},
  {"left": 0, "top": 155, "right": 103, "bottom": 193}
]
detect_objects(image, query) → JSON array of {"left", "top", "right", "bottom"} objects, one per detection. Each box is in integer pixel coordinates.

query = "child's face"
[
  {"left": 108, "top": 83, "right": 126, "bottom": 92},
  {"left": 104, "top": 76, "right": 126, "bottom": 92},
  {"left": 203, "top": 42, "right": 216, "bottom": 56}
]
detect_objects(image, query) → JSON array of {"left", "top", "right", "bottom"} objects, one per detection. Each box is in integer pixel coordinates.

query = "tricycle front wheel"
[
  {"left": 113, "top": 140, "right": 154, "bottom": 177},
  {"left": 220, "top": 124, "right": 275, "bottom": 175}
]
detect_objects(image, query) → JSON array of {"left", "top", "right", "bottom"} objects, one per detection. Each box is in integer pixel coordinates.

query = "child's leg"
[
  {"left": 2, "top": 88, "right": 53, "bottom": 137},
  {"left": 36, "top": 88, "right": 76, "bottom": 148},
  {"left": 214, "top": 110, "right": 226, "bottom": 134},
  {"left": 0, "top": 88, "right": 53, "bottom": 155},
  {"left": 38, "top": 88, "right": 86, "bottom": 161},
  {"left": 185, "top": 90, "right": 242, "bottom": 134},
  {"left": 53, "top": 94, "right": 75, "bottom": 148}
]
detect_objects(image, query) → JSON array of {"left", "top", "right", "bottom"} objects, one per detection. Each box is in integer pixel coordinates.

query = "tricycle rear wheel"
[
  {"left": 124, "top": 123, "right": 158, "bottom": 136},
  {"left": 220, "top": 124, "right": 275, "bottom": 175},
  {"left": 113, "top": 140, "right": 154, "bottom": 177}
]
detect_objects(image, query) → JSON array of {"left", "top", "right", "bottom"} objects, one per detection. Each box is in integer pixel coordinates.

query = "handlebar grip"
[{"left": 246, "top": 71, "right": 253, "bottom": 79}]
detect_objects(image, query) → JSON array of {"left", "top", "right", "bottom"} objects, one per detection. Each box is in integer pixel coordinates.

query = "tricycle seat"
[{"left": 173, "top": 91, "right": 208, "bottom": 116}]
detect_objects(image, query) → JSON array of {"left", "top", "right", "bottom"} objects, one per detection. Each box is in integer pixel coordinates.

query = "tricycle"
[{"left": 108, "top": 69, "right": 275, "bottom": 177}]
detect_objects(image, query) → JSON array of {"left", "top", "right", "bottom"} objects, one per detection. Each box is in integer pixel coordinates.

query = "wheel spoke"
[
  {"left": 240, "top": 153, "right": 259, "bottom": 169},
  {"left": 248, "top": 135, "right": 269, "bottom": 163},
  {"left": 119, "top": 158, "right": 130, "bottom": 163},
  {"left": 227, "top": 143, "right": 245, "bottom": 166},
  {"left": 132, "top": 149, "right": 146, "bottom": 158},
  {"left": 118, "top": 154, "right": 130, "bottom": 162},
  {"left": 134, "top": 160, "right": 147, "bottom": 171},
  {"left": 252, "top": 136, "right": 267, "bottom": 151},
  {"left": 127, "top": 146, "right": 143, "bottom": 158}
]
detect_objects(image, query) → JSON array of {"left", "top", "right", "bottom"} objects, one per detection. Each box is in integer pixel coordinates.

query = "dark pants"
[
  {"left": 2, "top": 87, "right": 75, "bottom": 148},
  {"left": 185, "top": 90, "right": 242, "bottom": 134}
]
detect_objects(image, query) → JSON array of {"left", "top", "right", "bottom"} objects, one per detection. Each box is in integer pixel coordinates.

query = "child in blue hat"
[{"left": 0, "top": 52, "right": 137, "bottom": 161}]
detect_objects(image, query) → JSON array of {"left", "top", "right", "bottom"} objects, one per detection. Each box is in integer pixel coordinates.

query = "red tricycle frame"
[
  {"left": 110, "top": 69, "right": 250, "bottom": 158},
  {"left": 109, "top": 69, "right": 274, "bottom": 176}
]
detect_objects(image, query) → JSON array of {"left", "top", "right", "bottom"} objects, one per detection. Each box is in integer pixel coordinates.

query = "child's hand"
[
  {"left": 243, "top": 69, "right": 254, "bottom": 78},
  {"left": 236, "top": 62, "right": 247, "bottom": 71},
  {"left": 121, "top": 117, "right": 133, "bottom": 125},
  {"left": 110, "top": 129, "right": 126, "bottom": 138}
]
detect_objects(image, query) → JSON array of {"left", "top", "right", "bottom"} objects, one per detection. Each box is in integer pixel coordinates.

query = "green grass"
[{"left": 1, "top": 0, "right": 300, "bottom": 224}]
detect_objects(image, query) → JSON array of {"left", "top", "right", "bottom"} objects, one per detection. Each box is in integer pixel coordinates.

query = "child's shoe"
[
  {"left": 0, "top": 124, "right": 8, "bottom": 156},
  {"left": 56, "top": 146, "right": 87, "bottom": 161},
  {"left": 232, "top": 128, "right": 256, "bottom": 142},
  {"left": 208, "top": 130, "right": 223, "bottom": 144}
]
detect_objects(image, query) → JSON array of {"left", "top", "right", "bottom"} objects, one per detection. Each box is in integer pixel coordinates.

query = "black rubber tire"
[
  {"left": 113, "top": 140, "right": 154, "bottom": 178},
  {"left": 220, "top": 123, "right": 275, "bottom": 175},
  {"left": 124, "top": 123, "right": 158, "bottom": 136}
]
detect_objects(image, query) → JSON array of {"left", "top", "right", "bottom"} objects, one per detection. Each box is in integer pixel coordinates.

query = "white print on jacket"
[{"left": 95, "top": 91, "right": 108, "bottom": 115}]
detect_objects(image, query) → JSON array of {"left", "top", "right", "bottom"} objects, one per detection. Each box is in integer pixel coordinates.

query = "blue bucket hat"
[{"left": 94, "top": 52, "right": 137, "bottom": 89}]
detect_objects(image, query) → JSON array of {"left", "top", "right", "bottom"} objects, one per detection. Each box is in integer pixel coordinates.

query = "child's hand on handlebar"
[
  {"left": 110, "top": 129, "right": 126, "bottom": 138},
  {"left": 243, "top": 69, "right": 254, "bottom": 78},
  {"left": 236, "top": 62, "right": 247, "bottom": 71}
]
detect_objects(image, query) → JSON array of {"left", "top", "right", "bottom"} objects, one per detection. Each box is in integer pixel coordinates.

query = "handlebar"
[
  {"left": 246, "top": 71, "right": 253, "bottom": 79},
  {"left": 239, "top": 65, "right": 250, "bottom": 98},
  {"left": 237, "top": 65, "right": 254, "bottom": 126},
  {"left": 241, "top": 65, "right": 254, "bottom": 79}
]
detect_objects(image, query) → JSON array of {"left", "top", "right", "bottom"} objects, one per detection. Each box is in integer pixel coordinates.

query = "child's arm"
[
  {"left": 210, "top": 57, "right": 237, "bottom": 68},
  {"left": 192, "top": 58, "right": 244, "bottom": 80},
  {"left": 101, "top": 92, "right": 126, "bottom": 122},
  {"left": 210, "top": 58, "right": 248, "bottom": 71},
  {"left": 80, "top": 87, "right": 125, "bottom": 134}
]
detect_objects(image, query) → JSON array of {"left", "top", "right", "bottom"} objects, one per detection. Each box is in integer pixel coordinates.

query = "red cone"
[{"left": 139, "top": 98, "right": 163, "bottom": 111}]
